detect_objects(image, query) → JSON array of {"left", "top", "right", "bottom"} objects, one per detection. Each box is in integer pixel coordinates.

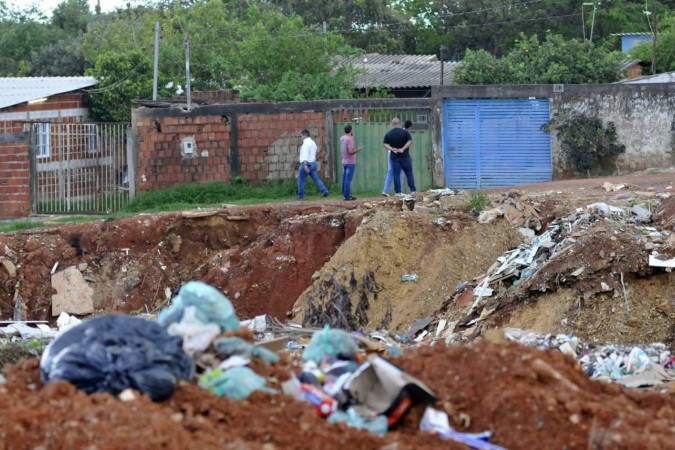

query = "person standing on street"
[
  {"left": 297, "top": 129, "right": 329, "bottom": 200},
  {"left": 383, "top": 118, "right": 416, "bottom": 197},
  {"left": 340, "top": 124, "right": 362, "bottom": 201}
]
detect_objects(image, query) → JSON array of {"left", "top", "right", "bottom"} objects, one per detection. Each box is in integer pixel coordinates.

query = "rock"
[
  {"left": 600, "top": 282, "right": 612, "bottom": 292},
  {"left": 78, "top": 262, "right": 88, "bottom": 272},
  {"left": 167, "top": 233, "right": 182, "bottom": 253},
  {"left": 602, "top": 182, "right": 614, "bottom": 192},
  {"left": 504, "top": 205, "right": 522, "bottom": 223},
  {"left": 518, "top": 227, "right": 535, "bottom": 240},
  {"left": 0, "top": 258, "right": 17, "bottom": 278},
  {"left": 478, "top": 208, "right": 503, "bottom": 224},
  {"left": 571, "top": 267, "right": 585, "bottom": 277},
  {"left": 363, "top": 202, "right": 373, "bottom": 209},
  {"left": 51, "top": 266, "right": 94, "bottom": 316}
]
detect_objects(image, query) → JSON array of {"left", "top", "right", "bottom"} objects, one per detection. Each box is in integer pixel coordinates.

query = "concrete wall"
[
  {"left": 434, "top": 83, "right": 675, "bottom": 177},
  {"left": 131, "top": 98, "right": 434, "bottom": 192}
]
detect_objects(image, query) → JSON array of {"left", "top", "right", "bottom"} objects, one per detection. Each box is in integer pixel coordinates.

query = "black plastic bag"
[{"left": 40, "top": 315, "right": 194, "bottom": 401}]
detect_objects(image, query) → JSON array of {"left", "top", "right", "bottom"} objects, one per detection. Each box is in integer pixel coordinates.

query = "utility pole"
[
  {"left": 440, "top": 46, "right": 446, "bottom": 85},
  {"left": 589, "top": 2, "right": 597, "bottom": 44},
  {"left": 652, "top": 0, "right": 658, "bottom": 74},
  {"left": 184, "top": 38, "right": 191, "bottom": 111},
  {"left": 152, "top": 21, "right": 160, "bottom": 101}
]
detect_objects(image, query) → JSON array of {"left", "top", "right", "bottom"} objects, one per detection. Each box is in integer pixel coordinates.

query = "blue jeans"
[
  {"left": 392, "top": 154, "right": 416, "bottom": 194},
  {"left": 382, "top": 152, "right": 404, "bottom": 194},
  {"left": 342, "top": 164, "right": 355, "bottom": 199},
  {"left": 297, "top": 161, "right": 328, "bottom": 198}
]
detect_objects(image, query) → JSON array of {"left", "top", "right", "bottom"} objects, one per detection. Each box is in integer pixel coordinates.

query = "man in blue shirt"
[{"left": 383, "top": 118, "right": 416, "bottom": 197}]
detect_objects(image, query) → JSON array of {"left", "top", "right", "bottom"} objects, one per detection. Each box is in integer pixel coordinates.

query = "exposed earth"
[{"left": 1, "top": 171, "right": 674, "bottom": 449}]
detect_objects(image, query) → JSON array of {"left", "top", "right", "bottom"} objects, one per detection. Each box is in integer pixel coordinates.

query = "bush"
[{"left": 543, "top": 114, "right": 625, "bottom": 176}]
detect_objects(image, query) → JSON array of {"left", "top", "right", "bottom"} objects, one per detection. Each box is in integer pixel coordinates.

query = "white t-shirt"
[{"left": 299, "top": 137, "right": 318, "bottom": 163}]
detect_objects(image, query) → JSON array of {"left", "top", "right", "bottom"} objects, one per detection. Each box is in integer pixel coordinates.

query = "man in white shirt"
[{"left": 297, "top": 129, "right": 329, "bottom": 200}]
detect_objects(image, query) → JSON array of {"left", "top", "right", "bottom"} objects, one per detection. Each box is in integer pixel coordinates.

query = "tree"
[
  {"left": 269, "top": 0, "right": 410, "bottom": 53},
  {"left": 52, "top": 0, "right": 91, "bottom": 35},
  {"left": 454, "top": 34, "right": 624, "bottom": 85},
  {"left": 630, "top": 13, "right": 675, "bottom": 73},
  {"left": 30, "top": 35, "right": 86, "bottom": 76},
  {"left": 85, "top": 50, "right": 164, "bottom": 122}
]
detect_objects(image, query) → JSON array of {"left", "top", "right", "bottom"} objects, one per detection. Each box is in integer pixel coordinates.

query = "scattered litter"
[
  {"left": 158, "top": 281, "right": 240, "bottom": 331},
  {"left": 199, "top": 366, "right": 272, "bottom": 400},
  {"left": 421, "top": 407, "right": 505, "bottom": 449},
  {"left": 302, "top": 326, "right": 359, "bottom": 363},
  {"left": 649, "top": 254, "right": 675, "bottom": 268},
  {"left": 401, "top": 273, "right": 418, "bottom": 282}
]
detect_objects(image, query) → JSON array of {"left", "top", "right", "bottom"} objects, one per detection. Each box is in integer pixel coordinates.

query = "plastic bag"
[
  {"left": 167, "top": 306, "right": 221, "bottom": 356},
  {"left": 327, "top": 408, "right": 388, "bottom": 437},
  {"left": 199, "top": 367, "right": 271, "bottom": 400},
  {"left": 214, "top": 336, "right": 279, "bottom": 364},
  {"left": 158, "top": 281, "right": 240, "bottom": 331},
  {"left": 40, "top": 315, "right": 194, "bottom": 401},
  {"left": 302, "top": 326, "right": 359, "bottom": 363}
]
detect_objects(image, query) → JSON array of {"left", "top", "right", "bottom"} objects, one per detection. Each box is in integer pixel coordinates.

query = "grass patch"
[
  {"left": 0, "top": 221, "right": 47, "bottom": 233},
  {"left": 124, "top": 179, "right": 337, "bottom": 213},
  {"left": 470, "top": 192, "right": 489, "bottom": 213}
]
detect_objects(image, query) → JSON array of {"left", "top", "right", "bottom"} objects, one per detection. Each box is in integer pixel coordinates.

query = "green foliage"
[
  {"left": 543, "top": 113, "right": 626, "bottom": 175},
  {"left": 85, "top": 50, "right": 165, "bottom": 122},
  {"left": 51, "top": 0, "right": 90, "bottom": 34},
  {"left": 470, "top": 192, "right": 489, "bottom": 213},
  {"left": 454, "top": 34, "right": 624, "bottom": 85},
  {"left": 123, "top": 179, "right": 335, "bottom": 213},
  {"left": 30, "top": 35, "right": 86, "bottom": 76},
  {"left": 630, "top": 13, "right": 675, "bottom": 73}
]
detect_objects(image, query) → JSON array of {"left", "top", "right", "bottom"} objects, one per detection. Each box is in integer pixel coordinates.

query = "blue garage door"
[{"left": 444, "top": 99, "right": 551, "bottom": 188}]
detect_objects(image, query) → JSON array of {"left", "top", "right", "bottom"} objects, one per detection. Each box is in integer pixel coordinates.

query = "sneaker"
[
  {"left": 381, "top": 193, "right": 390, "bottom": 197},
  {"left": 411, "top": 191, "right": 417, "bottom": 195},
  {"left": 344, "top": 196, "right": 357, "bottom": 201},
  {"left": 322, "top": 192, "right": 329, "bottom": 198},
  {"left": 394, "top": 193, "right": 405, "bottom": 197}
]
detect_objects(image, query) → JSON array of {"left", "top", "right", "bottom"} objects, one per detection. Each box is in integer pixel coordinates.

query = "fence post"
[
  {"left": 126, "top": 126, "right": 137, "bottom": 199},
  {"left": 28, "top": 124, "right": 37, "bottom": 214},
  {"left": 324, "top": 110, "right": 335, "bottom": 182}
]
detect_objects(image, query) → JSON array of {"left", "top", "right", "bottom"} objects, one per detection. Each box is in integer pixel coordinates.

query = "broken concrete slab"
[
  {"left": 0, "top": 257, "right": 16, "bottom": 278},
  {"left": 51, "top": 266, "right": 94, "bottom": 316},
  {"left": 648, "top": 255, "right": 675, "bottom": 268}
]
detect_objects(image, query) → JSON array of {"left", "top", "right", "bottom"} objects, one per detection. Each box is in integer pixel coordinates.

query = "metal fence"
[{"left": 30, "top": 122, "right": 129, "bottom": 214}]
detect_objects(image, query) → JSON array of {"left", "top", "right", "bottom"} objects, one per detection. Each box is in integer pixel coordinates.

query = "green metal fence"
[{"left": 334, "top": 122, "right": 432, "bottom": 195}]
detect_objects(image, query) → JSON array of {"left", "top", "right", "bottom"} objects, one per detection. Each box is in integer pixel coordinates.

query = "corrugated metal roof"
[
  {"left": 612, "top": 32, "right": 653, "bottom": 36},
  {"left": 0, "top": 77, "right": 98, "bottom": 110},
  {"left": 619, "top": 59, "right": 642, "bottom": 71},
  {"left": 338, "top": 54, "right": 461, "bottom": 89},
  {"left": 616, "top": 71, "right": 675, "bottom": 84}
]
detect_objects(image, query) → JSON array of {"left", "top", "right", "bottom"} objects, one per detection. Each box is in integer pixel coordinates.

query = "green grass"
[
  {"left": 123, "top": 179, "right": 339, "bottom": 213},
  {"left": 0, "top": 221, "right": 47, "bottom": 233},
  {"left": 470, "top": 192, "right": 490, "bottom": 213}
]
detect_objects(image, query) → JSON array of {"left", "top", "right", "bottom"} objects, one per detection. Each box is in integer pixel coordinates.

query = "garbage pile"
[
  {"left": 504, "top": 328, "right": 675, "bottom": 389},
  {"left": 28, "top": 280, "right": 504, "bottom": 448},
  {"left": 416, "top": 198, "right": 673, "bottom": 341},
  {"left": 478, "top": 191, "right": 546, "bottom": 231}
]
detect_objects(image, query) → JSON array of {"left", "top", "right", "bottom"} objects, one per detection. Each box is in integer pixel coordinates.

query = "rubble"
[{"left": 50, "top": 266, "right": 94, "bottom": 316}]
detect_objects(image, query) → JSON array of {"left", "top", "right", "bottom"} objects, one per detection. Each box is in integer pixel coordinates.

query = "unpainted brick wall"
[
  {"left": 2, "top": 93, "right": 88, "bottom": 116},
  {"left": 237, "top": 111, "right": 326, "bottom": 182},
  {"left": 0, "top": 122, "right": 30, "bottom": 218},
  {"left": 134, "top": 111, "right": 327, "bottom": 191}
]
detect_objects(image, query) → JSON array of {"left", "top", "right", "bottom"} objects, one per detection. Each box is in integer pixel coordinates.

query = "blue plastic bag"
[
  {"left": 40, "top": 315, "right": 194, "bottom": 401},
  {"left": 302, "top": 326, "right": 359, "bottom": 363},
  {"left": 199, "top": 367, "right": 272, "bottom": 400},
  {"left": 327, "top": 408, "right": 388, "bottom": 437},
  {"left": 158, "top": 281, "right": 240, "bottom": 331},
  {"left": 214, "top": 336, "right": 279, "bottom": 364}
]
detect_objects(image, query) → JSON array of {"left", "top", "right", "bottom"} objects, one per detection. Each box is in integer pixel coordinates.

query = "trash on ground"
[
  {"left": 40, "top": 315, "right": 194, "bottom": 401},
  {"left": 401, "top": 273, "right": 419, "bottom": 282},
  {"left": 199, "top": 366, "right": 272, "bottom": 400}
]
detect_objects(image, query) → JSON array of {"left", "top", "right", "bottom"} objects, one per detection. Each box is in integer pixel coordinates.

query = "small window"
[
  {"left": 86, "top": 124, "right": 99, "bottom": 153},
  {"left": 416, "top": 114, "right": 428, "bottom": 123},
  {"left": 36, "top": 123, "right": 51, "bottom": 158}
]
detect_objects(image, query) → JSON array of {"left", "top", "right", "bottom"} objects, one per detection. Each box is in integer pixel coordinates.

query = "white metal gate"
[{"left": 30, "top": 122, "right": 129, "bottom": 214}]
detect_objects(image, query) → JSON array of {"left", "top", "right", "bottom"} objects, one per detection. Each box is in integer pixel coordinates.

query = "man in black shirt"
[{"left": 383, "top": 118, "right": 416, "bottom": 196}]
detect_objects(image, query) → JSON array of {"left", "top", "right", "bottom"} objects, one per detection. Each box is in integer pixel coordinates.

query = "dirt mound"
[
  {"left": 2, "top": 342, "right": 674, "bottom": 449},
  {"left": 0, "top": 204, "right": 366, "bottom": 322},
  {"left": 292, "top": 209, "right": 522, "bottom": 332}
]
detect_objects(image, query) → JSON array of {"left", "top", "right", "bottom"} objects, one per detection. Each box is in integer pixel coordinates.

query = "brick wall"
[
  {"left": 4, "top": 93, "right": 87, "bottom": 114},
  {"left": 134, "top": 110, "right": 327, "bottom": 191},
  {"left": 0, "top": 122, "right": 30, "bottom": 218},
  {"left": 237, "top": 111, "right": 326, "bottom": 182},
  {"left": 135, "top": 115, "right": 232, "bottom": 191}
]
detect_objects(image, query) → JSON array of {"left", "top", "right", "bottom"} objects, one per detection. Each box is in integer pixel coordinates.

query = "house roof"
[
  {"left": 616, "top": 71, "right": 675, "bottom": 84},
  {"left": 0, "top": 76, "right": 98, "bottom": 110},
  {"left": 338, "top": 54, "right": 461, "bottom": 90},
  {"left": 619, "top": 59, "right": 644, "bottom": 71},
  {"left": 612, "top": 32, "right": 653, "bottom": 36}
]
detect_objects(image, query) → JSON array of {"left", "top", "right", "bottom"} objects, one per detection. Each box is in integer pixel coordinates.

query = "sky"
[{"left": 35, "top": 0, "right": 137, "bottom": 18}]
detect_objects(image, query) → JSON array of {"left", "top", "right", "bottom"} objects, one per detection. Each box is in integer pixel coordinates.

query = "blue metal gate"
[{"left": 443, "top": 99, "right": 551, "bottom": 188}]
